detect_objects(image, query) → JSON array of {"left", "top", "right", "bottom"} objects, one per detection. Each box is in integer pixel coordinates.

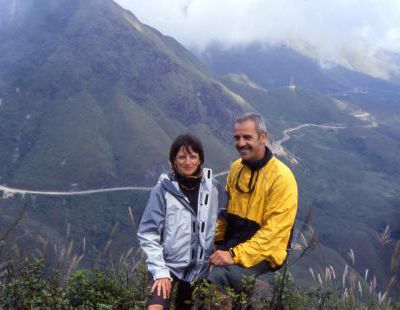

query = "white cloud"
[{"left": 115, "top": 0, "right": 400, "bottom": 78}]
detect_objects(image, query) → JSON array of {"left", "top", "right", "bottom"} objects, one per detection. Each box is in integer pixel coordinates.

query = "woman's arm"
[{"left": 137, "top": 184, "right": 172, "bottom": 280}]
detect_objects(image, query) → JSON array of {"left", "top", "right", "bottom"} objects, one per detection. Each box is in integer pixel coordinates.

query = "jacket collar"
[
  {"left": 159, "top": 168, "right": 213, "bottom": 197},
  {"left": 241, "top": 146, "right": 273, "bottom": 171}
]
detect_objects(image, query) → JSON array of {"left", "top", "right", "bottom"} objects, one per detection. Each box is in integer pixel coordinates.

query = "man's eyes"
[{"left": 234, "top": 136, "right": 253, "bottom": 141}]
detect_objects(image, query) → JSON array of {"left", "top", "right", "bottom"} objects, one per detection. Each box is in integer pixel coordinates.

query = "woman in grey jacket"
[{"left": 137, "top": 134, "right": 226, "bottom": 310}]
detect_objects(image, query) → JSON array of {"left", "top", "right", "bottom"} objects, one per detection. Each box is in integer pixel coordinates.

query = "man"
[{"left": 208, "top": 112, "right": 298, "bottom": 296}]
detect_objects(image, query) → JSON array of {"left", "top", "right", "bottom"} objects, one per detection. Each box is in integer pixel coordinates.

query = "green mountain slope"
[{"left": 0, "top": 0, "right": 244, "bottom": 190}]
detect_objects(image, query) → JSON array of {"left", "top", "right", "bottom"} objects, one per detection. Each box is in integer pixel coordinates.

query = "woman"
[{"left": 137, "top": 134, "right": 226, "bottom": 309}]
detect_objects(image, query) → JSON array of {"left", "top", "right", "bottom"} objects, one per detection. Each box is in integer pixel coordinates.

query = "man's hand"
[
  {"left": 210, "top": 250, "right": 234, "bottom": 266},
  {"left": 151, "top": 278, "right": 172, "bottom": 299}
]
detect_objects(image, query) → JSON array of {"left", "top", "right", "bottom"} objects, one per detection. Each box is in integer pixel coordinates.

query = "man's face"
[{"left": 234, "top": 120, "right": 266, "bottom": 161}]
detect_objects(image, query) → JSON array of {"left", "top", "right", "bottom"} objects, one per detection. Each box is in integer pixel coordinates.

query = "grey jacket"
[{"left": 137, "top": 168, "right": 226, "bottom": 284}]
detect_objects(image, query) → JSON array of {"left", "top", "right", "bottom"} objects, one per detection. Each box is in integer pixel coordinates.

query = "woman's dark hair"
[{"left": 169, "top": 134, "right": 204, "bottom": 165}]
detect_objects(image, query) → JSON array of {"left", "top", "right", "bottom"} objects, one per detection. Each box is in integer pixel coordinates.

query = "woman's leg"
[
  {"left": 174, "top": 280, "right": 194, "bottom": 310},
  {"left": 147, "top": 290, "right": 172, "bottom": 310},
  {"left": 146, "top": 277, "right": 176, "bottom": 310}
]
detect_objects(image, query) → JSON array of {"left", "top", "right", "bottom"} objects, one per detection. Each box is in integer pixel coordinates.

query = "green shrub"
[
  {"left": 0, "top": 260, "right": 149, "bottom": 309},
  {"left": 65, "top": 270, "right": 123, "bottom": 308},
  {"left": 0, "top": 260, "right": 64, "bottom": 309}
]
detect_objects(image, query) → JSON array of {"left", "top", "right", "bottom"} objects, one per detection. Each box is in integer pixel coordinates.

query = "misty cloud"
[{"left": 115, "top": 0, "right": 400, "bottom": 79}]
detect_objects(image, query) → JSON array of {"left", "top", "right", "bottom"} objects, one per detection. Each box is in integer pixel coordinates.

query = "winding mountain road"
[
  {"left": 0, "top": 123, "right": 346, "bottom": 198},
  {"left": 270, "top": 123, "right": 346, "bottom": 158}
]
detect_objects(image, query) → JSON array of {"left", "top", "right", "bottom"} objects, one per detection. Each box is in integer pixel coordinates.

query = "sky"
[{"left": 115, "top": 0, "right": 400, "bottom": 79}]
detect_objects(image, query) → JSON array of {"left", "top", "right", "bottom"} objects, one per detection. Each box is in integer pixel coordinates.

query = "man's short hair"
[
  {"left": 169, "top": 134, "right": 205, "bottom": 165},
  {"left": 234, "top": 112, "right": 267, "bottom": 135}
]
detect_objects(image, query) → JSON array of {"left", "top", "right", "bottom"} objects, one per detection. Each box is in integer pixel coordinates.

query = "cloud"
[{"left": 115, "top": 0, "right": 400, "bottom": 79}]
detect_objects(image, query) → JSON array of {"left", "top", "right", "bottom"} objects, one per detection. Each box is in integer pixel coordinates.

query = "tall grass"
[{"left": 0, "top": 205, "right": 398, "bottom": 309}]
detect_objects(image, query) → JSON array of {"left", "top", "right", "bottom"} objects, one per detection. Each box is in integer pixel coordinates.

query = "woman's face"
[{"left": 174, "top": 146, "right": 201, "bottom": 176}]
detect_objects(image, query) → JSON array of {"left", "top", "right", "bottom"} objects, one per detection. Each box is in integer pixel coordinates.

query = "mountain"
[
  {"left": 0, "top": 0, "right": 247, "bottom": 191},
  {"left": 198, "top": 43, "right": 400, "bottom": 94},
  {"left": 198, "top": 43, "right": 400, "bottom": 131}
]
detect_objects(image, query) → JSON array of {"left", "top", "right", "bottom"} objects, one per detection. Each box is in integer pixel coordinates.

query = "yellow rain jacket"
[{"left": 216, "top": 154, "right": 298, "bottom": 269}]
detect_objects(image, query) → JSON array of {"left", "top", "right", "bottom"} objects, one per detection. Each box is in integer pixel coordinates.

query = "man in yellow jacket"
[{"left": 208, "top": 112, "right": 298, "bottom": 295}]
